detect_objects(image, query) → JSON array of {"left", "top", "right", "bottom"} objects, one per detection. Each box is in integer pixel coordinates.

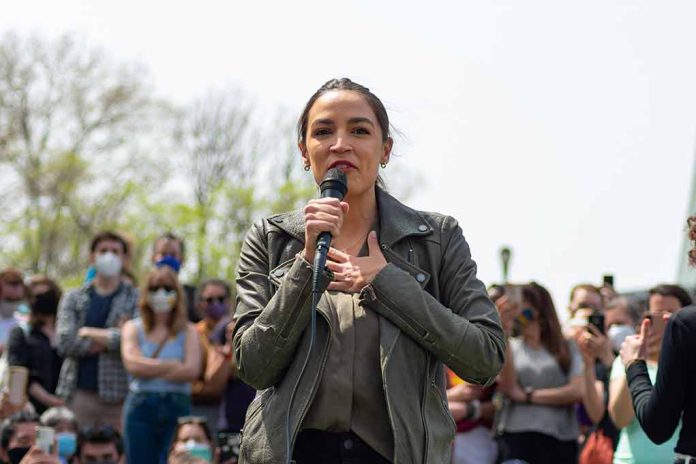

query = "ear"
[
  {"left": 381, "top": 137, "right": 393, "bottom": 165},
  {"left": 299, "top": 142, "right": 309, "bottom": 166}
]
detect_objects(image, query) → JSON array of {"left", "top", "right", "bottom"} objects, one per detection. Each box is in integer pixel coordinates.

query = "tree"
[{"left": 0, "top": 32, "right": 163, "bottom": 277}]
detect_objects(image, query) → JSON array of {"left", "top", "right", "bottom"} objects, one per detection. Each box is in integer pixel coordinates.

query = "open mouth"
[{"left": 328, "top": 160, "right": 357, "bottom": 171}]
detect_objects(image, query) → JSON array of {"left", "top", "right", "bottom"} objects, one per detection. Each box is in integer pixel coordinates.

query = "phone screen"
[{"left": 217, "top": 432, "right": 241, "bottom": 461}]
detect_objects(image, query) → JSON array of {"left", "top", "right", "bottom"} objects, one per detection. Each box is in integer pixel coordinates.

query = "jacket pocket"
[
  {"left": 268, "top": 258, "right": 297, "bottom": 292},
  {"left": 382, "top": 247, "right": 431, "bottom": 289}
]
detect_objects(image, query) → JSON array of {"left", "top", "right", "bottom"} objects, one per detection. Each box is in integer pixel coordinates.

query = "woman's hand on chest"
[{"left": 326, "top": 231, "right": 387, "bottom": 293}]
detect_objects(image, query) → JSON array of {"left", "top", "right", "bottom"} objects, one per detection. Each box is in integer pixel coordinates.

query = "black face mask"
[
  {"left": 7, "top": 446, "right": 30, "bottom": 464},
  {"left": 32, "top": 291, "right": 58, "bottom": 316}
]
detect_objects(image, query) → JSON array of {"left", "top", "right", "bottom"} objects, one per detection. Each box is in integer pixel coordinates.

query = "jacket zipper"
[
  {"left": 290, "top": 310, "right": 332, "bottom": 450},
  {"left": 421, "top": 358, "right": 431, "bottom": 463}
]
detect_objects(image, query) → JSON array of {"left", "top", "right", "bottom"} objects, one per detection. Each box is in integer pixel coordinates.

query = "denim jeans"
[{"left": 123, "top": 391, "right": 191, "bottom": 464}]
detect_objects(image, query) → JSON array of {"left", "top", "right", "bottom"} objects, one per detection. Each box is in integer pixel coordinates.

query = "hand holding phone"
[{"left": 7, "top": 366, "right": 28, "bottom": 406}]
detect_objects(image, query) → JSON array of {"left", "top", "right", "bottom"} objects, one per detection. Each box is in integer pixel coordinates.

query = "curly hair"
[{"left": 688, "top": 216, "right": 696, "bottom": 267}]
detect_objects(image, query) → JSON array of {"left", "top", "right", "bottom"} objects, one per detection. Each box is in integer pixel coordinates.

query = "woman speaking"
[{"left": 232, "top": 78, "right": 505, "bottom": 464}]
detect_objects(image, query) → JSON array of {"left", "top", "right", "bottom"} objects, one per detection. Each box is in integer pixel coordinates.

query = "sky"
[{"left": 3, "top": 0, "right": 696, "bottom": 315}]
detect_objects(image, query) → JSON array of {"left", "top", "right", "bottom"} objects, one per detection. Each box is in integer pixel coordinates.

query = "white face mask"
[
  {"left": 94, "top": 252, "right": 122, "bottom": 278},
  {"left": 608, "top": 324, "right": 636, "bottom": 352},
  {"left": 148, "top": 288, "right": 176, "bottom": 313}
]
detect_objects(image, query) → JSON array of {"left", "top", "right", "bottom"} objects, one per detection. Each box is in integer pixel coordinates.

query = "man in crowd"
[
  {"left": 0, "top": 411, "right": 52, "bottom": 464},
  {"left": 56, "top": 232, "right": 138, "bottom": 430},
  {"left": 151, "top": 232, "right": 198, "bottom": 322},
  {"left": 73, "top": 425, "right": 124, "bottom": 464},
  {"left": 0, "top": 268, "right": 29, "bottom": 354}
]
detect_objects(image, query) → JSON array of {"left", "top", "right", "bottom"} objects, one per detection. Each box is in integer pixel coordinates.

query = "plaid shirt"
[{"left": 56, "top": 282, "right": 139, "bottom": 403}]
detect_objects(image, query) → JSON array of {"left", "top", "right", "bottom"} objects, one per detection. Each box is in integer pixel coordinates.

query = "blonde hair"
[{"left": 139, "top": 267, "right": 187, "bottom": 334}]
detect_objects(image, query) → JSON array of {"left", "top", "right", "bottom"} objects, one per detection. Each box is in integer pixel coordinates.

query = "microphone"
[{"left": 312, "top": 167, "right": 348, "bottom": 293}]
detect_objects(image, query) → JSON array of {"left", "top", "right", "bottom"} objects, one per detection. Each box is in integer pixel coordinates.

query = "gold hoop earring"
[{"left": 304, "top": 164, "right": 311, "bottom": 171}]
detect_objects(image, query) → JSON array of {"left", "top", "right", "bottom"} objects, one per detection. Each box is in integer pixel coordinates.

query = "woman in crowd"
[
  {"left": 39, "top": 406, "right": 79, "bottom": 463},
  {"left": 168, "top": 416, "right": 220, "bottom": 463},
  {"left": 232, "top": 78, "right": 505, "bottom": 463},
  {"left": 608, "top": 284, "right": 690, "bottom": 464},
  {"left": 7, "top": 276, "right": 64, "bottom": 414},
  {"left": 496, "top": 282, "right": 583, "bottom": 464},
  {"left": 121, "top": 267, "right": 201, "bottom": 464}
]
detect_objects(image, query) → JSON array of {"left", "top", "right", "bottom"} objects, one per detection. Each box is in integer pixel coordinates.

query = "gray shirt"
[{"left": 499, "top": 337, "right": 582, "bottom": 441}]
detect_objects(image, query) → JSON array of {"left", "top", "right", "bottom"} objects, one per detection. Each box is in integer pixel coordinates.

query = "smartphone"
[
  {"left": 603, "top": 274, "right": 614, "bottom": 287},
  {"left": 504, "top": 284, "right": 523, "bottom": 308},
  {"left": 217, "top": 431, "right": 241, "bottom": 462},
  {"left": 588, "top": 311, "right": 605, "bottom": 335},
  {"left": 35, "top": 426, "right": 55, "bottom": 454},
  {"left": 7, "top": 366, "right": 28, "bottom": 406}
]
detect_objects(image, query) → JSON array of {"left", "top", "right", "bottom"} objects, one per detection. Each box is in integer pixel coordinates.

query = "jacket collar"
[{"left": 267, "top": 187, "right": 434, "bottom": 247}]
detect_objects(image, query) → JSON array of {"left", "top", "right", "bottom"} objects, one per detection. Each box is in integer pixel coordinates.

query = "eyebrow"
[{"left": 311, "top": 117, "right": 376, "bottom": 127}]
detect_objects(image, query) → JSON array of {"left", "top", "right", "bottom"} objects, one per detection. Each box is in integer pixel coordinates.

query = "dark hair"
[
  {"left": 524, "top": 282, "right": 571, "bottom": 374},
  {"left": 77, "top": 424, "right": 123, "bottom": 457},
  {"left": 297, "top": 78, "right": 392, "bottom": 145},
  {"left": 648, "top": 284, "right": 693, "bottom": 308},
  {"left": 89, "top": 231, "right": 129, "bottom": 256},
  {"left": 0, "top": 411, "right": 39, "bottom": 449},
  {"left": 154, "top": 232, "right": 186, "bottom": 260},
  {"left": 27, "top": 275, "right": 62, "bottom": 325}
]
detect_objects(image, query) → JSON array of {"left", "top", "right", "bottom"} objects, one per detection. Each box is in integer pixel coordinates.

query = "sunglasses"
[{"left": 148, "top": 285, "right": 175, "bottom": 292}]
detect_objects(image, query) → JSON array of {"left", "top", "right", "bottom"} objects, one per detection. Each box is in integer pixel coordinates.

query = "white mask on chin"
[
  {"left": 94, "top": 252, "right": 122, "bottom": 278},
  {"left": 608, "top": 324, "right": 636, "bottom": 352},
  {"left": 148, "top": 289, "right": 176, "bottom": 313}
]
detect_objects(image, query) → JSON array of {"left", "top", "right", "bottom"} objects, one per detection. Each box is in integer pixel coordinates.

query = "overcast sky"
[{"left": 3, "top": 0, "right": 696, "bottom": 315}]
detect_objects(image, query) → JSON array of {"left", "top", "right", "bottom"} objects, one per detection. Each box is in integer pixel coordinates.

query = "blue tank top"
[{"left": 129, "top": 318, "right": 191, "bottom": 394}]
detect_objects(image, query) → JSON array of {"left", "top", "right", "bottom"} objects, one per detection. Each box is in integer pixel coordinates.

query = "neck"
[
  {"left": 94, "top": 275, "right": 119, "bottom": 294},
  {"left": 523, "top": 324, "right": 542, "bottom": 348},
  {"left": 153, "top": 312, "right": 171, "bottom": 329},
  {"left": 337, "top": 187, "right": 378, "bottom": 243}
]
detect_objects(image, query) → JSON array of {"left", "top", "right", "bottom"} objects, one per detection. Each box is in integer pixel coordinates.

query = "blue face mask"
[
  {"left": 155, "top": 255, "right": 182, "bottom": 274},
  {"left": 56, "top": 432, "right": 77, "bottom": 457},
  {"left": 84, "top": 265, "right": 97, "bottom": 284},
  {"left": 184, "top": 441, "right": 212, "bottom": 462}
]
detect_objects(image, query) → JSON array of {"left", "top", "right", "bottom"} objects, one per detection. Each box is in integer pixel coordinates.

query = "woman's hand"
[
  {"left": 326, "top": 232, "right": 387, "bottom": 293},
  {"left": 506, "top": 383, "right": 526, "bottom": 403},
  {"left": 620, "top": 318, "right": 650, "bottom": 367},
  {"left": 302, "top": 198, "right": 349, "bottom": 263},
  {"left": 575, "top": 324, "right": 613, "bottom": 366}
]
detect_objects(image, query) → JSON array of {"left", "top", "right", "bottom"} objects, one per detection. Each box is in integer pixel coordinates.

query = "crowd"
[
  {"left": 0, "top": 231, "right": 252, "bottom": 463},
  {"left": 0, "top": 75, "right": 693, "bottom": 464},
  {"left": 447, "top": 280, "right": 692, "bottom": 464},
  {"left": 1, "top": 226, "right": 689, "bottom": 464}
]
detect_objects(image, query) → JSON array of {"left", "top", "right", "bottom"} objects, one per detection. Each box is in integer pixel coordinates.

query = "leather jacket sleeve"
[
  {"left": 362, "top": 215, "right": 505, "bottom": 385},
  {"left": 232, "top": 220, "right": 331, "bottom": 390}
]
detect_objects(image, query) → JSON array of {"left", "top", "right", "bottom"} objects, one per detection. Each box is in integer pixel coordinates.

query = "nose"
[{"left": 329, "top": 131, "right": 350, "bottom": 153}]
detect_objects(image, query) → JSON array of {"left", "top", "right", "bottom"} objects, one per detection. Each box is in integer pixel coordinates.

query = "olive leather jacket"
[{"left": 233, "top": 188, "right": 505, "bottom": 463}]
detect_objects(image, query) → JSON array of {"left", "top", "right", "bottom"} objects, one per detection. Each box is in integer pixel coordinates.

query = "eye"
[
  {"left": 352, "top": 127, "right": 370, "bottom": 135},
  {"left": 312, "top": 127, "right": 332, "bottom": 137}
]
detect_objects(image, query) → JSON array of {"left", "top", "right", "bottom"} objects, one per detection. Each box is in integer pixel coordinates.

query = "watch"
[{"left": 524, "top": 386, "right": 534, "bottom": 404}]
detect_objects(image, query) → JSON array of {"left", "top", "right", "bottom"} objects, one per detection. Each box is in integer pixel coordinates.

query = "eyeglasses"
[
  {"left": 203, "top": 296, "right": 226, "bottom": 304},
  {"left": 177, "top": 415, "right": 208, "bottom": 425},
  {"left": 148, "top": 285, "right": 175, "bottom": 292}
]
